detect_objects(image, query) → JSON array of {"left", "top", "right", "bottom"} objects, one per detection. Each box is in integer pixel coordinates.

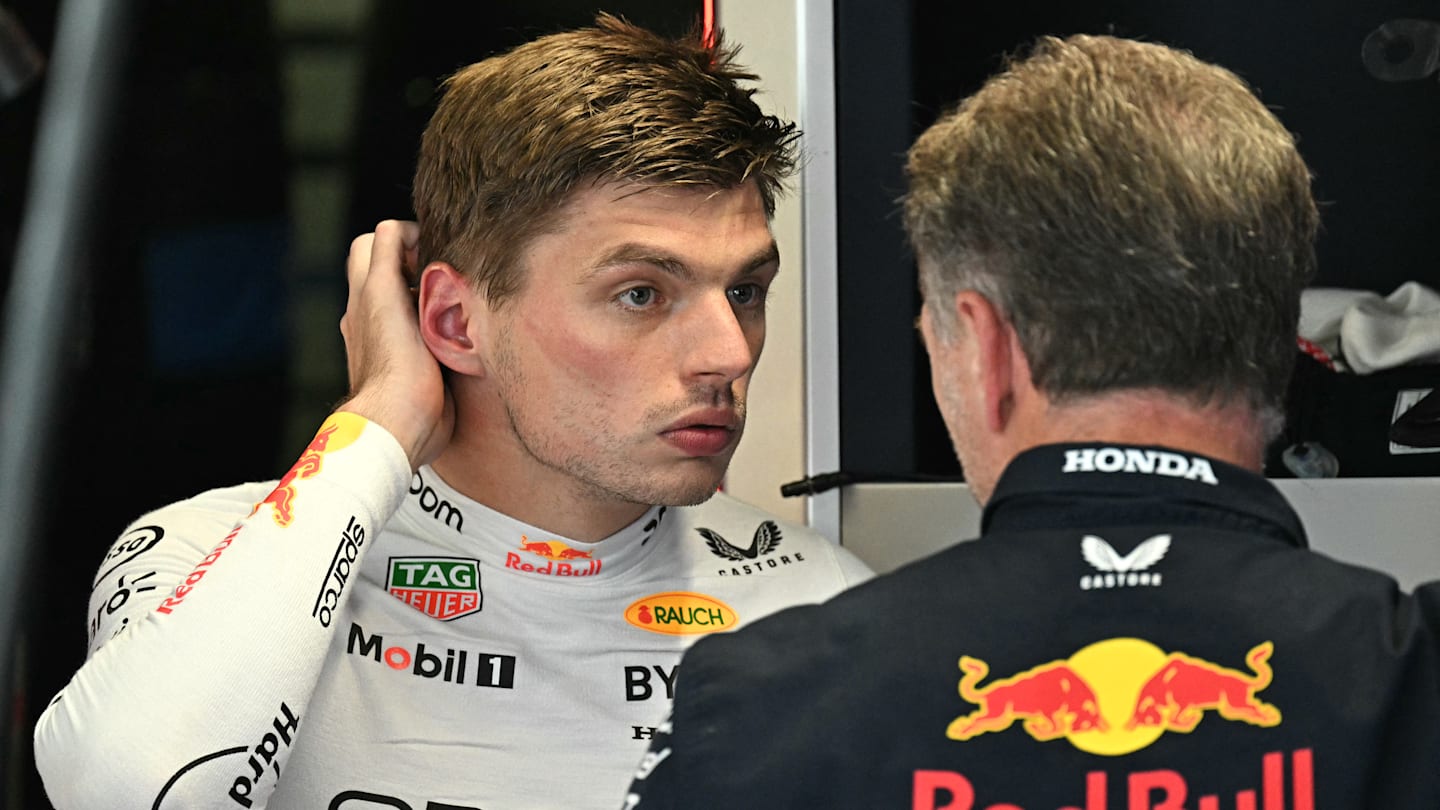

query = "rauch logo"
[
  {"left": 386, "top": 557, "right": 482, "bottom": 621},
  {"left": 625, "top": 592, "right": 737, "bottom": 636}
]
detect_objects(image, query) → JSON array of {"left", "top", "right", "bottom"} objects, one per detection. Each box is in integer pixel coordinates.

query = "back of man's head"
[
  {"left": 905, "top": 35, "right": 1318, "bottom": 434},
  {"left": 412, "top": 13, "right": 798, "bottom": 305}
]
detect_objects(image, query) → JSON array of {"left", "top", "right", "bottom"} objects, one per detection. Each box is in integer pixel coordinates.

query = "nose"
[{"left": 683, "top": 291, "right": 759, "bottom": 384}]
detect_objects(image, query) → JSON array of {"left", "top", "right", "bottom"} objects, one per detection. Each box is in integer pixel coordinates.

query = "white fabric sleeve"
[
  {"left": 33, "top": 413, "right": 410, "bottom": 810},
  {"left": 833, "top": 543, "right": 877, "bottom": 587}
]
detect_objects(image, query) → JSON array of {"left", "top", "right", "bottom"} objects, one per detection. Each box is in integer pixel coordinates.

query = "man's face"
[{"left": 482, "top": 180, "right": 777, "bottom": 508}]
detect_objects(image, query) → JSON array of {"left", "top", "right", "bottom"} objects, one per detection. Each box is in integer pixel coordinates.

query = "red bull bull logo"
[
  {"left": 1127, "top": 642, "right": 1280, "bottom": 733},
  {"left": 507, "top": 535, "right": 601, "bottom": 577},
  {"left": 252, "top": 413, "right": 365, "bottom": 527},
  {"left": 948, "top": 659, "right": 1108, "bottom": 742},
  {"left": 949, "top": 638, "right": 1280, "bottom": 756},
  {"left": 516, "top": 536, "right": 595, "bottom": 560}
]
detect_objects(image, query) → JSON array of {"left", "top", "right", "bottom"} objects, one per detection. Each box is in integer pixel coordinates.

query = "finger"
[
  {"left": 346, "top": 232, "right": 376, "bottom": 314},
  {"left": 341, "top": 232, "right": 376, "bottom": 337},
  {"left": 370, "top": 220, "right": 415, "bottom": 294},
  {"left": 341, "top": 232, "right": 379, "bottom": 389},
  {"left": 392, "top": 219, "right": 420, "bottom": 249},
  {"left": 373, "top": 219, "right": 422, "bottom": 287},
  {"left": 396, "top": 220, "right": 421, "bottom": 287}
]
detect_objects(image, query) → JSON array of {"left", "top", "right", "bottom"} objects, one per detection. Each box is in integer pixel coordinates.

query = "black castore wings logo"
[{"left": 699, "top": 520, "right": 782, "bottom": 561}]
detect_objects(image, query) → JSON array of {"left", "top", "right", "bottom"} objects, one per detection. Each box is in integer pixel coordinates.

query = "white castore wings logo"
[
  {"left": 1080, "top": 534, "right": 1170, "bottom": 590},
  {"left": 699, "top": 521, "right": 782, "bottom": 561}
]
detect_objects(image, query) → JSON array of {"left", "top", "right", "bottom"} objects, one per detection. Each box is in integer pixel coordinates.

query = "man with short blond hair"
[
  {"left": 626, "top": 34, "right": 1440, "bottom": 808},
  {"left": 35, "top": 16, "right": 869, "bottom": 810}
]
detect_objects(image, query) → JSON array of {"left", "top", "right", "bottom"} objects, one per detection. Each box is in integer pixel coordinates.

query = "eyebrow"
[{"left": 585, "top": 241, "right": 781, "bottom": 283}]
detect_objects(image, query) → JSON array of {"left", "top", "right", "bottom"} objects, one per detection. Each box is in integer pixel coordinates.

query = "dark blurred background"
[{"left": 833, "top": 0, "right": 1440, "bottom": 481}]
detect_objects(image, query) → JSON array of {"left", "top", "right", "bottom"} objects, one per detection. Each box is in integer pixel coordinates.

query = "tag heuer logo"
[{"left": 387, "top": 557, "right": 482, "bottom": 621}]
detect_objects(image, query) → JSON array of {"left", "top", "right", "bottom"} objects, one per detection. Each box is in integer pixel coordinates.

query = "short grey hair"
[{"left": 905, "top": 34, "right": 1317, "bottom": 432}]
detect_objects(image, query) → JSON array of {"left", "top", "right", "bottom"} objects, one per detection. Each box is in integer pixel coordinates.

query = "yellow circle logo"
[
  {"left": 625, "top": 592, "right": 738, "bottom": 636},
  {"left": 1065, "top": 638, "right": 1169, "bottom": 755}
]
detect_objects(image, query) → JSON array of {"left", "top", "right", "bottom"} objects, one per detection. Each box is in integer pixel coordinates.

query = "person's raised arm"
[
  {"left": 339, "top": 219, "right": 453, "bottom": 467},
  {"left": 34, "top": 220, "right": 440, "bottom": 810}
]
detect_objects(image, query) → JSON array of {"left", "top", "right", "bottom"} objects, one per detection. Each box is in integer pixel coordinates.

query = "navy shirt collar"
[{"left": 981, "top": 443, "right": 1308, "bottom": 549}]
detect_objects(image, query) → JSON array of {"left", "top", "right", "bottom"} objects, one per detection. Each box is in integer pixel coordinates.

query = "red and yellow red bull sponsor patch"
[
  {"left": 517, "top": 536, "right": 594, "bottom": 560},
  {"left": 252, "top": 412, "right": 365, "bottom": 527},
  {"left": 507, "top": 535, "right": 602, "bottom": 577},
  {"left": 949, "top": 638, "right": 1280, "bottom": 756},
  {"left": 625, "top": 592, "right": 737, "bottom": 636}
]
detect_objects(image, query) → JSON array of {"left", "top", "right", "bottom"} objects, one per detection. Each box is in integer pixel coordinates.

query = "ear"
[
  {"left": 418, "top": 262, "right": 487, "bottom": 377},
  {"left": 953, "top": 290, "right": 1020, "bottom": 433}
]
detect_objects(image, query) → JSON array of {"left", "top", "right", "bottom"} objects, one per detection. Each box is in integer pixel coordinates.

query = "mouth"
[{"left": 661, "top": 411, "right": 740, "bottom": 457}]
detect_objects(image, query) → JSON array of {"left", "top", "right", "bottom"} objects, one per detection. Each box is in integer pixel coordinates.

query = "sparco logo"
[
  {"left": 1080, "top": 534, "right": 1169, "bottom": 590},
  {"left": 227, "top": 702, "right": 301, "bottom": 807},
  {"left": 1062, "top": 447, "right": 1219, "bottom": 485},
  {"left": 346, "top": 622, "right": 515, "bottom": 689},
  {"left": 701, "top": 521, "right": 806, "bottom": 576},
  {"left": 313, "top": 516, "right": 365, "bottom": 627},
  {"left": 88, "top": 571, "right": 158, "bottom": 646},
  {"left": 409, "top": 470, "right": 464, "bottom": 533},
  {"left": 386, "top": 557, "right": 482, "bottom": 621}
]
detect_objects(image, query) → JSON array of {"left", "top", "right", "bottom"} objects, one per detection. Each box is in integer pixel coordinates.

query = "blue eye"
[
  {"left": 728, "top": 284, "right": 765, "bottom": 306},
  {"left": 621, "top": 287, "right": 656, "bottom": 308}
]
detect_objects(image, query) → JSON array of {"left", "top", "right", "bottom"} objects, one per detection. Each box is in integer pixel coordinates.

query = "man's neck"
[
  {"left": 1025, "top": 391, "right": 1269, "bottom": 471},
  {"left": 967, "top": 389, "right": 1269, "bottom": 505},
  {"left": 428, "top": 406, "right": 651, "bottom": 544}
]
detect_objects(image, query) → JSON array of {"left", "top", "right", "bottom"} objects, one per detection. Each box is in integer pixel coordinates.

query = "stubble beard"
[{"left": 492, "top": 333, "right": 745, "bottom": 510}]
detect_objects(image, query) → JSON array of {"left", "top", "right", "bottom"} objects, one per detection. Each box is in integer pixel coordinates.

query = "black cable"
[{"left": 779, "top": 470, "right": 967, "bottom": 497}]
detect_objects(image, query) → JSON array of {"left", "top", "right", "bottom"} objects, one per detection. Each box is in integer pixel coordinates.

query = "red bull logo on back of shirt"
[
  {"left": 914, "top": 748, "right": 1313, "bottom": 810},
  {"left": 930, "top": 638, "right": 1296, "bottom": 808},
  {"left": 948, "top": 638, "right": 1280, "bottom": 756}
]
